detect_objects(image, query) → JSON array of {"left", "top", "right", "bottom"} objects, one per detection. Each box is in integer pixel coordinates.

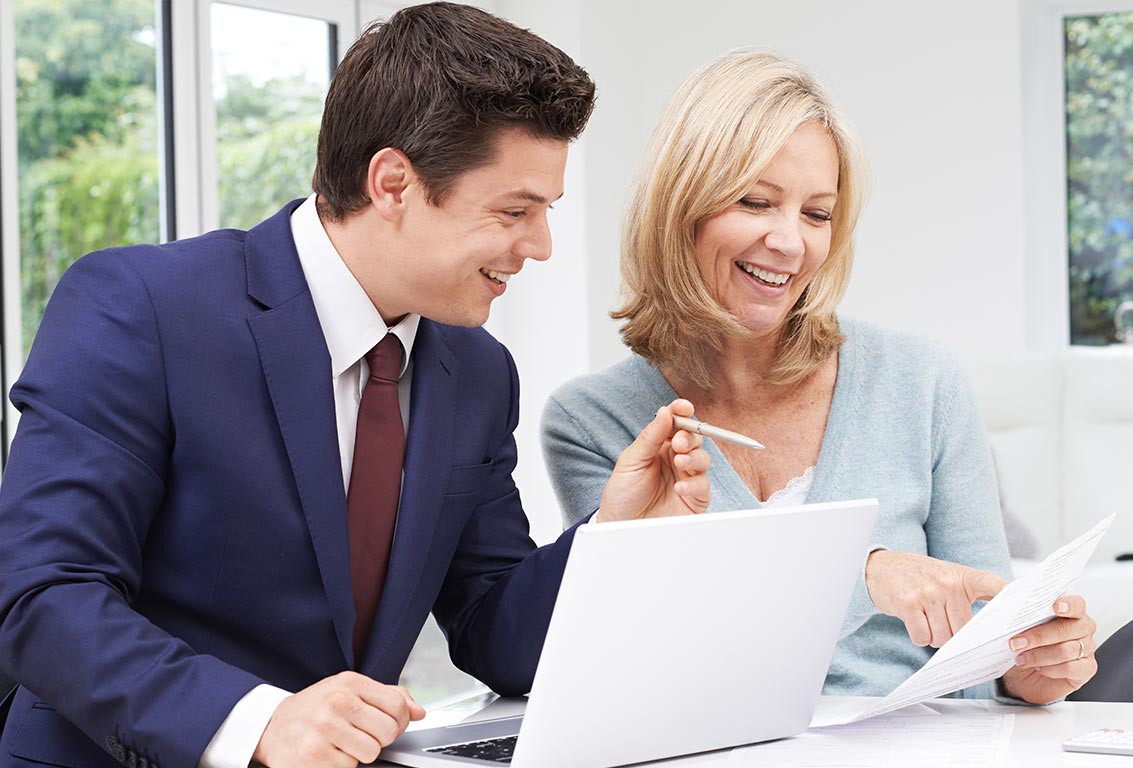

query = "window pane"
[
  {"left": 14, "top": 0, "right": 160, "bottom": 358},
  {"left": 211, "top": 3, "right": 329, "bottom": 230},
  {"left": 1064, "top": 13, "right": 1133, "bottom": 345}
]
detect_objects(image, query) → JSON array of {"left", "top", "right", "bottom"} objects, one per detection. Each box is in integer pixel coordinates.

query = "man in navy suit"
[{"left": 0, "top": 4, "right": 710, "bottom": 768}]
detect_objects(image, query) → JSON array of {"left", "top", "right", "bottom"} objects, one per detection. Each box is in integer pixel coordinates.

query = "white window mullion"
[
  {"left": 195, "top": 0, "right": 221, "bottom": 233},
  {"left": 169, "top": 0, "right": 207, "bottom": 238}
]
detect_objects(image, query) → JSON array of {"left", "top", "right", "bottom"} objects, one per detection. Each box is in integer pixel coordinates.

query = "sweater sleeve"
[
  {"left": 540, "top": 393, "right": 619, "bottom": 528},
  {"left": 924, "top": 353, "right": 1012, "bottom": 700}
]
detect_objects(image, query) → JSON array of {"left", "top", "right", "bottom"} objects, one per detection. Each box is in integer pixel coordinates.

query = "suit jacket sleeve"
[
  {"left": 0, "top": 251, "right": 264, "bottom": 767},
  {"left": 429, "top": 340, "right": 586, "bottom": 697}
]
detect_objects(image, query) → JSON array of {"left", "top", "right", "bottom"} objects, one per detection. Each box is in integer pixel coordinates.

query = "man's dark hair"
[{"left": 312, "top": 2, "right": 596, "bottom": 220}]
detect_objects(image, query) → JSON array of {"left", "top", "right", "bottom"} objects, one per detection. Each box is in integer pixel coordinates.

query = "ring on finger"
[{"left": 1076, "top": 638, "right": 1087, "bottom": 660}]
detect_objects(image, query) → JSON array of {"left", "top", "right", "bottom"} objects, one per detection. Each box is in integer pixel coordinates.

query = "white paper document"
[
  {"left": 817, "top": 514, "right": 1113, "bottom": 726},
  {"left": 728, "top": 713, "right": 1014, "bottom": 767}
]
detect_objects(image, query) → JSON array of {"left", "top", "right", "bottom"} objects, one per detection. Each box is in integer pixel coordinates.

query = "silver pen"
[{"left": 673, "top": 415, "right": 765, "bottom": 450}]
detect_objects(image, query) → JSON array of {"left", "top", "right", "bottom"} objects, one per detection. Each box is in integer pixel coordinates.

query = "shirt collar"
[{"left": 290, "top": 194, "right": 420, "bottom": 377}]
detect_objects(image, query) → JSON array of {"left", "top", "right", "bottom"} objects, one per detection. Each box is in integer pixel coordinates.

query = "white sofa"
[{"left": 969, "top": 347, "right": 1133, "bottom": 644}]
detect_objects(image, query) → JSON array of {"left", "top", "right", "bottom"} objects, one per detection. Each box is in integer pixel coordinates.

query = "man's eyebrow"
[{"left": 498, "top": 190, "right": 565, "bottom": 205}]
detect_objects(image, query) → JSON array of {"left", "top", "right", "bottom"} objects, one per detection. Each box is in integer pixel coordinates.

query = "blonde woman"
[{"left": 541, "top": 50, "right": 1097, "bottom": 704}]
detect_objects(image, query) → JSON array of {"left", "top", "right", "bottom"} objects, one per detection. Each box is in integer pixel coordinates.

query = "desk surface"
[{"left": 383, "top": 693, "right": 1133, "bottom": 766}]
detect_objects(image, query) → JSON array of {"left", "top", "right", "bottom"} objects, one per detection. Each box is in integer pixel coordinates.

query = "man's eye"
[{"left": 504, "top": 210, "right": 525, "bottom": 219}]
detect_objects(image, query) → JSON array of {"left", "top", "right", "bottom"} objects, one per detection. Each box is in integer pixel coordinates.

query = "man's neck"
[{"left": 316, "top": 199, "right": 404, "bottom": 326}]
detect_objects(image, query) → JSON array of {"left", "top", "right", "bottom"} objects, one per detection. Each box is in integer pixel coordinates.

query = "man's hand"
[
  {"left": 1001, "top": 595, "right": 1098, "bottom": 704},
  {"left": 596, "top": 399, "right": 710, "bottom": 522},
  {"left": 253, "top": 671, "right": 425, "bottom": 767},
  {"left": 865, "top": 551, "right": 1008, "bottom": 648}
]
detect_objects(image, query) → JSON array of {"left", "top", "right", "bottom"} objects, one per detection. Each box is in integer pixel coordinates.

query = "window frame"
[
  {"left": 1022, "top": 0, "right": 1133, "bottom": 351},
  {"left": 172, "top": 0, "right": 360, "bottom": 239}
]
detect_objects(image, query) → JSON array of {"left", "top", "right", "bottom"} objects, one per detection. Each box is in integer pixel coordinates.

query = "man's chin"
[{"left": 430, "top": 305, "right": 492, "bottom": 329}]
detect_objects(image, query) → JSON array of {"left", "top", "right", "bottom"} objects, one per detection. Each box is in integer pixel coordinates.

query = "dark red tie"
[{"left": 348, "top": 333, "right": 404, "bottom": 661}]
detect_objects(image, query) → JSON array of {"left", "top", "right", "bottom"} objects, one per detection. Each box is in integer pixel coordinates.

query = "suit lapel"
[
  {"left": 245, "top": 202, "right": 355, "bottom": 666},
  {"left": 364, "top": 319, "right": 457, "bottom": 670}
]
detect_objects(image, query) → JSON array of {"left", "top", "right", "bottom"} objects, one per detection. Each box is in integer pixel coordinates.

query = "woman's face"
[{"left": 694, "top": 121, "right": 840, "bottom": 337}]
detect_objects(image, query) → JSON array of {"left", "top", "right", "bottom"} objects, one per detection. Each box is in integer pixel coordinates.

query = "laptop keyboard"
[{"left": 425, "top": 734, "right": 517, "bottom": 763}]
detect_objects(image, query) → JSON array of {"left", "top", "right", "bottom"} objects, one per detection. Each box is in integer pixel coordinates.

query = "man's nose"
[{"left": 516, "top": 212, "right": 552, "bottom": 262}]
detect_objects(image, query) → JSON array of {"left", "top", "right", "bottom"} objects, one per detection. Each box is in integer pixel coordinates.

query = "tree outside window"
[
  {"left": 210, "top": 2, "right": 328, "bottom": 230},
  {"left": 14, "top": 0, "right": 161, "bottom": 358},
  {"left": 13, "top": 0, "right": 332, "bottom": 356},
  {"left": 1065, "top": 13, "right": 1133, "bottom": 345}
]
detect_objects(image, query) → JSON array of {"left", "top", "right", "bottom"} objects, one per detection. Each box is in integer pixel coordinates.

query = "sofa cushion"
[
  {"left": 969, "top": 355, "right": 1062, "bottom": 556},
  {"left": 1062, "top": 348, "right": 1133, "bottom": 563}
]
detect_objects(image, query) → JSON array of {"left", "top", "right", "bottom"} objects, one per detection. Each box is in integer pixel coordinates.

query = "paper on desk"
[
  {"left": 817, "top": 513, "right": 1114, "bottom": 726},
  {"left": 728, "top": 713, "right": 1014, "bottom": 767}
]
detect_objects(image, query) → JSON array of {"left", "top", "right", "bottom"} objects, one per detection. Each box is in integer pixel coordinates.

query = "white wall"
[
  {"left": 493, "top": 0, "right": 1036, "bottom": 542},
  {"left": 578, "top": 0, "right": 1030, "bottom": 370}
]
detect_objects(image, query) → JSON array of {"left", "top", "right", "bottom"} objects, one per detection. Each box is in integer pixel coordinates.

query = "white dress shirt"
[{"left": 200, "top": 195, "right": 420, "bottom": 767}]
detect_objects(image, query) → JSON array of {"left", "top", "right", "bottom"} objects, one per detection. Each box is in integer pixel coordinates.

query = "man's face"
[{"left": 380, "top": 129, "right": 568, "bottom": 327}]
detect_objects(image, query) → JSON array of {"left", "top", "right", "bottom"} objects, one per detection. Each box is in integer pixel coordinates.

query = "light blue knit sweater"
[{"left": 541, "top": 317, "right": 1011, "bottom": 698}]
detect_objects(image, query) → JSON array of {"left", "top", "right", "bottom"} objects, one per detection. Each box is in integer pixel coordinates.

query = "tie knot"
[{"left": 365, "top": 334, "right": 402, "bottom": 383}]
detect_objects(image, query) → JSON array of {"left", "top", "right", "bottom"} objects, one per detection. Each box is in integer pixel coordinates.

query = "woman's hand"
[
  {"left": 865, "top": 550, "right": 1008, "bottom": 647},
  {"left": 1001, "top": 595, "right": 1098, "bottom": 704}
]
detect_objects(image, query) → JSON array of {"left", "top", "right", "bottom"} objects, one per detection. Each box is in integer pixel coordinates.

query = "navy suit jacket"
[{"left": 0, "top": 201, "right": 580, "bottom": 768}]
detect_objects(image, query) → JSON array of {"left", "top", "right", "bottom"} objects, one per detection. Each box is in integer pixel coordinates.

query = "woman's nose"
[{"left": 763, "top": 213, "right": 805, "bottom": 260}]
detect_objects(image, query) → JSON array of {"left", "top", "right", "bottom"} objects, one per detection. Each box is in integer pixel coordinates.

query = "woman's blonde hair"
[{"left": 614, "top": 50, "right": 868, "bottom": 387}]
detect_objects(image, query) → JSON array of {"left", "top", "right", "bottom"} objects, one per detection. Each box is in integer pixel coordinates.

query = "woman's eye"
[
  {"left": 805, "top": 210, "right": 832, "bottom": 223},
  {"left": 738, "top": 198, "right": 770, "bottom": 210}
]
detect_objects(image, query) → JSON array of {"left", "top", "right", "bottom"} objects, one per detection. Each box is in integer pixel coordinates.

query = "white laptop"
[{"left": 379, "top": 498, "right": 879, "bottom": 768}]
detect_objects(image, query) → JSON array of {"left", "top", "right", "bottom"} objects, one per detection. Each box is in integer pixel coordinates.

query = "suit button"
[{"left": 105, "top": 736, "right": 127, "bottom": 762}]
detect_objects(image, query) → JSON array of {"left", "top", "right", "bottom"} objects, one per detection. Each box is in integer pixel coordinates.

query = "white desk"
[{"left": 381, "top": 693, "right": 1133, "bottom": 766}]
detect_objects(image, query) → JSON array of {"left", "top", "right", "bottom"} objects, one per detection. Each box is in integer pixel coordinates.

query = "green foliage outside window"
[
  {"left": 215, "top": 74, "right": 323, "bottom": 231},
  {"left": 1065, "top": 14, "right": 1133, "bottom": 345}
]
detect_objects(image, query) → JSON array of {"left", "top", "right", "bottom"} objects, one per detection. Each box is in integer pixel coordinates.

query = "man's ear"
[{"left": 366, "top": 147, "right": 414, "bottom": 221}]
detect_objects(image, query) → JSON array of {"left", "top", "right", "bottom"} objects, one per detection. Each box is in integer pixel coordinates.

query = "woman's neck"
[{"left": 668, "top": 328, "right": 785, "bottom": 410}]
